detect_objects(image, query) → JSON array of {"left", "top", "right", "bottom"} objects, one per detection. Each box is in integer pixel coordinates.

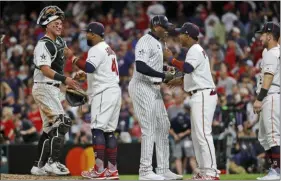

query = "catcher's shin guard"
[
  {"left": 48, "top": 115, "right": 72, "bottom": 161},
  {"left": 36, "top": 136, "right": 50, "bottom": 168}
]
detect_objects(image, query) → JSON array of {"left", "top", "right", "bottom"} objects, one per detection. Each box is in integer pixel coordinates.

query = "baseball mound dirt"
[{"left": 0, "top": 174, "right": 82, "bottom": 180}]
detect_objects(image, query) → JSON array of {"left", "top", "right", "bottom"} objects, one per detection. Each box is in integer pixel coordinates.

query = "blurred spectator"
[
  {"left": 0, "top": 107, "right": 15, "bottom": 143},
  {"left": 1, "top": 80, "right": 15, "bottom": 107},
  {"left": 146, "top": 2, "right": 166, "bottom": 20},
  {"left": 207, "top": 39, "right": 225, "bottom": 68},
  {"left": 5, "top": 68, "right": 24, "bottom": 102},
  {"left": 135, "top": 5, "right": 149, "bottom": 30},
  {"left": 231, "top": 27, "right": 248, "bottom": 49},
  {"left": 14, "top": 116, "right": 39, "bottom": 144},
  {"left": 221, "top": 2, "right": 238, "bottom": 32},
  {"left": 162, "top": 88, "right": 175, "bottom": 109},
  {"left": 27, "top": 103, "right": 43, "bottom": 133},
  {"left": 130, "top": 118, "right": 141, "bottom": 142},
  {"left": 225, "top": 35, "right": 245, "bottom": 70},
  {"left": 167, "top": 88, "right": 185, "bottom": 120},
  {"left": 217, "top": 63, "right": 237, "bottom": 96},
  {"left": 169, "top": 108, "right": 197, "bottom": 175},
  {"left": 6, "top": 37, "right": 23, "bottom": 60},
  {"left": 204, "top": 12, "right": 220, "bottom": 43}
]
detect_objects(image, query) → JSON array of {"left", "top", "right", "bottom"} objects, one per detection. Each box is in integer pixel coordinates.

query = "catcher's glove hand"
[{"left": 65, "top": 87, "right": 88, "bottom": 107}]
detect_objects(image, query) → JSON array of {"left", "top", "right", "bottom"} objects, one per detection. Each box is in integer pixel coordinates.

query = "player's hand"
[
  {"left": 73, "top": 71, "right": 87, "bottom": 81},
  {"left": 64, "top": 47, "right": 74, "bottom": 59},
  {"left": 163, "top": 72, "right": 175, "bottom": 83},
  {"left": 163, "top": 48, "right": 173, "bottom": 62},
  {"left": 65, "top": 77, "right": 80, "bottom": 89},
  {"left": 167, "top": 77, "right": 183, "bottom": 88},
  {"left": 253, "top": 100, "right": 262, "bottom": 114},
  {"left": 173, "top": 134, "right": 180, "bottom": 142}
]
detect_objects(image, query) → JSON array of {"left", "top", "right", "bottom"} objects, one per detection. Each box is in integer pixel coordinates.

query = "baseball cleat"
[
  {"left": 105, "top": 169, "right": 119, "bottom": 180},
  {"left": 158, "top": 170, "right": 183, "bottom": 180},
  {"left": 139, "top": 172, "right": 165, "bottom": 180},
  {"left": 30, "top": 166, "right": 49, "bottom": 176},
  {"left": 44, "top": 158, "right": 70, "bottom": 176},
  {"left": 81, "top": 168, "right": 107, "bottom": 179},
  {"left": 257, "top": 168, "right": 280, "bottom": 180}
]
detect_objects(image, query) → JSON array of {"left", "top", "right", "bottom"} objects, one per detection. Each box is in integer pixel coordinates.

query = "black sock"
[
  {"left": 271, "top": 146, "right": 280, "bottom": 169},
  {"left": 265, "top": 149, "right": 273, "bottom": 169},
  {"left": 34, "top": 132, "right": 49, "bottom": 167}
]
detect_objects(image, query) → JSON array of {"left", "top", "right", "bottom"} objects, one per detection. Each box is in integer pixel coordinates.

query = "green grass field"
[{"left": 120, "top": 174, "right": 264, "bottom": 180}]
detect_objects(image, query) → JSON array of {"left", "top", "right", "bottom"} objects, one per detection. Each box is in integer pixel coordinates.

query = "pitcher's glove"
[
  {"left": 163, "top": 71, "right": 176, "bottom": 83},
  {"left": 163, "top": 65, "right": 176, "bottom": 83},
  {"left": 65, "top": 87, "right": 88, "bottom": 107}
]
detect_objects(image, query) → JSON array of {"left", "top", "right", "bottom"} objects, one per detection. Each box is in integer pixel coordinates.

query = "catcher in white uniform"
[
  {"left": 30, "top": 6, "right": 79, "bottom": 176},
  {"left": 71, "top": 22, "right": 121, "bottom": 180},
  {"left": 254, "top": 22, "right": 280, "bottom": 180},
  {"left": 164, "top": 22, "right": 220, "bottom": 180}
]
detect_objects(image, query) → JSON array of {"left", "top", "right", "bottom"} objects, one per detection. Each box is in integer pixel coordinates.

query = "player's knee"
[
  {"left": 49, "top": 115, "right": 72, "bottom": 137},
  {"left": 156, "top": 119, "right": 170, "bottom": 133},
  {"left": 104, "top": 132, "right": 117, "bottom": 149},
  {"left": 91, "top": 129, "right": 105, "bottom": 145}
]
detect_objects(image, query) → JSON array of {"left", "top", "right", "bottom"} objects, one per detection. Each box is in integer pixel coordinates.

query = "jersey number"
[{"left": 111, "top": 58, "right": 119, "bottom": 76}]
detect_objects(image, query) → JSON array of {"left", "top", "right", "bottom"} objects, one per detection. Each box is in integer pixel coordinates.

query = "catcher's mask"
[{"left": 37, "top": 6, "right": 65, "bottom": 26}]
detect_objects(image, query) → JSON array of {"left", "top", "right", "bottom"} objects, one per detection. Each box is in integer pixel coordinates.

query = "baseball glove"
[
  {"left": 65, "top": 87, "right": 88, "bottom": 107},
  {"left": 163, "top": 65, "right": 177, "bottom": 83}
]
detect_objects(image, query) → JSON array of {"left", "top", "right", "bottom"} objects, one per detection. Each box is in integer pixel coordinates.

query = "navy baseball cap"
[
  {"left": 150, "top": 15, "right": 173, "bottom": 29},
  {"left": 175, "top": 22, "right": 200, "bottom": 40},
  {"left": 256, "top": 22, "right": 280, "bottom": 36},
  {"left": 83, "top": 22, "right": 105, "bottom": 37}
]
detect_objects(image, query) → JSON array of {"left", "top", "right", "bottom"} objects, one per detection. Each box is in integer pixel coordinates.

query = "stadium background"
[{"left": 0, "top": 1, "right": 280, "bottom": 179}]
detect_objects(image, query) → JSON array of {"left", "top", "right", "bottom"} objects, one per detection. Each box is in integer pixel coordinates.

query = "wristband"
[
  {"left": 54, "top": 73, "right": 67, "bottom": 84},
  {"left": 257, "top": 88, "right": 268, "bottom": 101}
]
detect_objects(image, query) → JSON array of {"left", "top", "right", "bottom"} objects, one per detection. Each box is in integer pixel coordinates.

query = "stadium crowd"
[{"left": 0, "top": 1, "right": 280, "bottom": 174}]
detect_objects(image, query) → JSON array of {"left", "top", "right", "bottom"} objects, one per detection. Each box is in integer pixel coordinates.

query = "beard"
[{"left": 87, "top": 39, "right": 93, "bottom": 46}]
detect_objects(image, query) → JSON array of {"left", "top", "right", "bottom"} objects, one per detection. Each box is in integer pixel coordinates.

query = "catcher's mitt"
[{"left": 65, "top": 88, "right": 88, "bottom": 107}]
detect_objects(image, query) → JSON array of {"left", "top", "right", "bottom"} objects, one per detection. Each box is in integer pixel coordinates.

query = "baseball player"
[
  {"left": 253, "top": 22, "right": 280, "bottom": 180},
  {"left": 71, "top": 22, "right": 121, "bottom": 180},
  {"left": 164, "top": 22, "right": 220, "bottom": 180},
  {"left": 128, "top": 15, "right": 182, "bottom": 180},
  {"left": 30, "top": 6, "right": 79, "bottom": 176}
]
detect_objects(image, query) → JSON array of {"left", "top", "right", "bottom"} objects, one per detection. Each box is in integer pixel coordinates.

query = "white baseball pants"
[
  {"left": 189, "top": 89, "right": 219, "bottom": 177},
  {"left": 128, "top": 79, "right": 170, "bottom": 176}
]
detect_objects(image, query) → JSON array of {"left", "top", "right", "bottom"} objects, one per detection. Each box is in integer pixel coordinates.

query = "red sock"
[
  {"left": 106, "top": 148, "right": 117, "bottom": 170},
  {"left": 93, "top": 145, "right": 105, "bottom": 172}
]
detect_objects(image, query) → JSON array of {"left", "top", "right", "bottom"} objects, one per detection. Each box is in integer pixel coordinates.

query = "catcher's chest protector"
[{"left": 39, "top": 36, "right": 66, "bottom": 75}]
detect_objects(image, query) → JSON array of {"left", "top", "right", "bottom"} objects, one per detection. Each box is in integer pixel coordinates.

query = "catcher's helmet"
[{"left": 37, "top": 6, "right": 64, "bottom": 26}]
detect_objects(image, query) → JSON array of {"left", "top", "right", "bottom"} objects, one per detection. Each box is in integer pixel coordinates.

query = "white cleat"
[
  {"left": 159, "top": 170, "right": 183, "bottom": 180},
  {"left": 257, "top": 168, "right": 280, "bottom": 180},
  {"left": 44, "top": 159, "right": 70, "bottom": 176},
  {"left": 139, "top": 172, "right": 165, "bottom": 180},
  {"left": 30, "top": 166, "right": 49, "bottom": 176}
]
